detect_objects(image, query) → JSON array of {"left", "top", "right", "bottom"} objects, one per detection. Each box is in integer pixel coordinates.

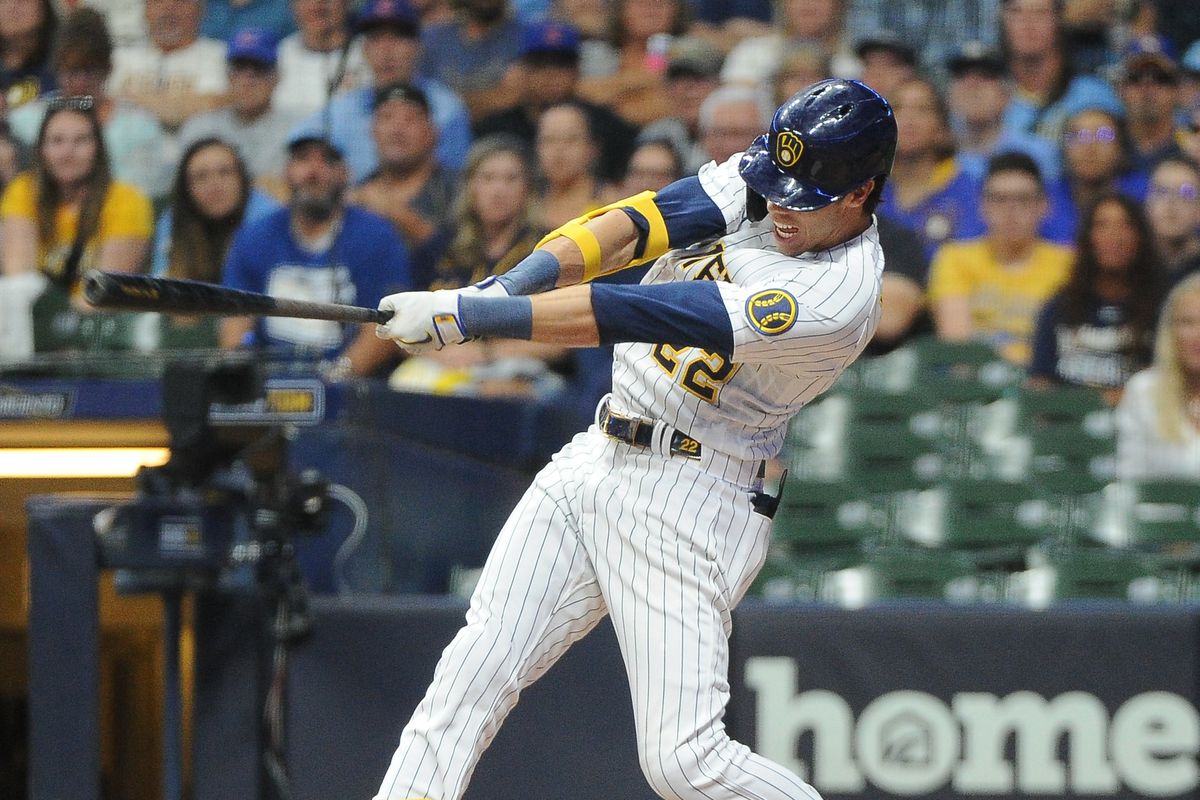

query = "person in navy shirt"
[{"left": 220, "top": 131, "right": 412, "bottom": 378}]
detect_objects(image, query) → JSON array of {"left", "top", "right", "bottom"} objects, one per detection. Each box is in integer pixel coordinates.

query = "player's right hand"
[{"left": 470, "top": 276, "right": 511, "bottom": 297}]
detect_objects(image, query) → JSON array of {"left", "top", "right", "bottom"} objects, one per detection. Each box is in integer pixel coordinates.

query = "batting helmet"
[{"left": 739, "top": 79, "right": 897, "bottom": 212}]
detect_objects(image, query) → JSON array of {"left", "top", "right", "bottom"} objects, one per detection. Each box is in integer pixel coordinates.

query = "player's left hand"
[{"left": 376, "top": 289, "right": 471, "bottom": 351}]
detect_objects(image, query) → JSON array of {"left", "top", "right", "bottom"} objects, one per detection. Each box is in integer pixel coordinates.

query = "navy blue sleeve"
[
  {"left": 1028, "top": 295, "right": 1061, "bottom": 380},
  {"left": 591, "top": 282, "right": 734, "bottom": 354},
  {"left": 623, "top": 176, "right": 728, "bottom": 251}
]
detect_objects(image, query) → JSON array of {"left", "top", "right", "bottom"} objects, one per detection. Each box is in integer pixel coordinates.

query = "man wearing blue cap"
[
  {"left": 474, "top": 19, "right": 637, "bottom": 182},
  {"left": 178, "top": 28, "right": 306, "bottom": 179},
  {"left": 1118, "top": 35, "right": 1186, "bottom": 173},
  {"left": 298, "top": 0, "right": 471, "bottom": 183}
]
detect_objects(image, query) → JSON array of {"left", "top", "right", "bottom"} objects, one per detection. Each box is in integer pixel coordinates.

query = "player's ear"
[{"left": 843, "top": 179, "right": 876, "bottom": 209}]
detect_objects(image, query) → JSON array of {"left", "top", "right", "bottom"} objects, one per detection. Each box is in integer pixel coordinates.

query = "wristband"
[
  {"left": 458, "top": 294, "right": 534, "bottom": 340},
  {"left": 494, "top": 249, "right": 561, "bottom": 296}
]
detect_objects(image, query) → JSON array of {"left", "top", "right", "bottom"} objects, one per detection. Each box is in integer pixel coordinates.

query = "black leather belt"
[{"left": 598, "top": 404, "right": 703, "bottom": 460}]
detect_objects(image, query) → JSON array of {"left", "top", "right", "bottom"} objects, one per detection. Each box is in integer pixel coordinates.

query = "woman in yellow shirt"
[{"left": 0, "top": 97, "right": 151, "bottom": 292}]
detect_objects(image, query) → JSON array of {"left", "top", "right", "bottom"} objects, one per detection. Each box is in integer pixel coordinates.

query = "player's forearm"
[
  {"left": 529, "top": 285, "right": 599, "bottom": 345},
  {"left": 540, "top": 210, "right": 641, "bottom": 287}
]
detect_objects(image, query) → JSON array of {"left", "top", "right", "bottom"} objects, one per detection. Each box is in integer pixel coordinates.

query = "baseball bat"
[{"left": 82, "top": 271, "right": 393, "bottom": 324}]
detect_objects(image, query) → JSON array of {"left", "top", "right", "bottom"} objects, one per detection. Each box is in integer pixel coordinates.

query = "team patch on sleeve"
[{"left": 745, "top": 289, "right": 798, "bottom": 335}]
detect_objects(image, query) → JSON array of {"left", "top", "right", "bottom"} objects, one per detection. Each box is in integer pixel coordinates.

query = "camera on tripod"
[{"left": 94, "top": 354, "right": 329, "bottom": 606}]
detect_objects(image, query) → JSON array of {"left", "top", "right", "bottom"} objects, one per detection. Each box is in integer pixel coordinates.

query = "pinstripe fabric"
[{"left": 375, "top": 154, "right": 883, "bottom": 800}]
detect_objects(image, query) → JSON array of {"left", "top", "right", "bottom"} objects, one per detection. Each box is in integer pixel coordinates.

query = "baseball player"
[{"left": 373, "top": 78, "right": 897, "bottom": 800}]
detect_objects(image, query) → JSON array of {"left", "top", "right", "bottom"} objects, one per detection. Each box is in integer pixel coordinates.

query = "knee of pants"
[{"left": 636, "top": 734, "right": 736, "bottom": 799}]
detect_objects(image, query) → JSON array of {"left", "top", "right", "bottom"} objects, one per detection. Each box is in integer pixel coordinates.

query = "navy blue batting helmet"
[{"left": 739, "top": 79, "right": 897, "bottom": 211}]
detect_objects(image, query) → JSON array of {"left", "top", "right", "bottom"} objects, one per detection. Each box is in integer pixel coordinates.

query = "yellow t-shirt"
[
  {"left": 0, "top": 172, "right": 153, "bottom": 281},
  {"left": 927, "top": 238, "right": 1074, "bottom": 366}
]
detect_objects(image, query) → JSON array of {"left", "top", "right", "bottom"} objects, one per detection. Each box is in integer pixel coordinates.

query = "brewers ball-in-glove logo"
[
  {"left": 746, "top": 289, "right": 799, "bottom": 335},
  {"left": 775, "top": 130, "right": 804, "bottom": 168}
]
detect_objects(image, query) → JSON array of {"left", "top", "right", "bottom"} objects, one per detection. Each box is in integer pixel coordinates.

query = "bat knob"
[{"left": 81, "top": 270, "right": 112, "bottom": 306}]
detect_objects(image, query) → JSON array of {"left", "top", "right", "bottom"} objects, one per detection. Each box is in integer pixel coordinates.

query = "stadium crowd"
[{"left": 0, "top": 0, "right": 1196, "bottom": 476}]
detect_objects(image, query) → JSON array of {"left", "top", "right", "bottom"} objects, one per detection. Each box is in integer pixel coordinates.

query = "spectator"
[
  {"left": 1029, "top": 194, "right": 1163, "bottom": 401},
  {"left": 864, "top": 215, "right": 935, "bottom": 356},
  {"left": 1115, "top": 273, "right": 1200, "bottom": 480},
  {"left": 152, "top": 137, "right": 281, "bottom": 347},
  {"left": 1180, "top": 105, "right": 1200, "bottom": 165},
  {"left": 0, "top": 98, "right": 152, "bottom": 294},
  {"left": 1042, "top": 106, "right": 1149, "bottom": 244},
  {"left": 771, "top": 43, "right": 832, "bottom": 106},
  {"left": 1145, "top": 156, "right": 1200, "bottom": 285},
  {"left": 219, "top": 131, "right": 411, "bottom": 378},
  {"left": 636, "top": 35, "right": 724, "bottom": 176},
  {"left": 1181, "top": 40, "right": 1200, "bottom": 112},
  {"left": 534, "top": 101, "right": 607, "bottom": 229},
  {"left": 153, "top": 137, "right": 280, "bottom": 279},
  {"left": 846, "top": 0, "right": 1000, "bottom": 78},
  {"left": 347, "top": 83, "right": 456, "bottom": 261},
  {"left": 8, "top": 9, "right": 175, "bottom": 200},
  {"left": 697, "top": 85, "right": 774, "bottom": 167},
  {"left": 81, "top": 0, "right": 147, "bottom": 48},
  {"left": 1116, "top": 35, "right": 1186, "bottom": 173},
  {"left": 475, "top": 20, "right": 638, "bottom": 183},
  {"left": 947, "top": 41, "right": 1060, "bottom": 184},
  {"left": 853, "top": 34, "right": 917, "bottom": 101},
  {"left": 309, "top": 0, "right": 471, "bottom": 183},
  {"left": 425, "top": 135, "right": 539, "bottom": 288},
  {"left": 418, "top": 0, "right": 523, "bottom": 120},
  {"left": 200, "top": 0, "right": 296, "bottom": 42},
  {"left": 999, "top": 0, "right": 1122, "bottom": 146},
  {"left": 613, "top": 137, "right": 683, "bottom": 196},
  {"left": 0, "top": 122, "right": 24, "bottom": 191},
  {"left": 0, "top": 0, "right": 56, "bottom": 109},
  {"left": 878, "top": 77, "right": 985, "bottom": 258},
  {"left": 109, "top": 0, "right": 230, "bottom": 131},
  {"left": 178, "top": 28, "right": 305, "bottom": 181},
  {"left": 393, "top": 134, "right": 569, "bottom": 398},
  {"left": 721, "top": 0, "right": 853, "bottom": 92},
  {"left": 928, "top": 152, "right": 1073, "bottom": 366},
  {"left": 273, "top": 0, "right": 370, "bottom": 116},
  {"left": 575, "top": 0, "right": 689, "bottom": 126}
]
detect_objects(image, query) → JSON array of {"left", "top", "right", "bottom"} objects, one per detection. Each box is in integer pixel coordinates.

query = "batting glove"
[
  {"left": 376, "top": 289, "right": 471, "bottom": 351},
  {"left": 469, "top": 275, "right": 511, "bottom": 296}
]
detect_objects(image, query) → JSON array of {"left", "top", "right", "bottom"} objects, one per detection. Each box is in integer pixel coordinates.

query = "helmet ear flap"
[{"left": 746, "top": 189, "right": 767, "bottom": 222}]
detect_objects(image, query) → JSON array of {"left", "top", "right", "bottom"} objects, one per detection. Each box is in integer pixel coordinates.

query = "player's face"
[
  {"left": 1174, "top": 291, "right": 1200, "bottom": 378},
  {"left": 41, "top": 110, "right": 98, "bottom": 189},
  {"left": 766, "top": 182, "right": 873, "bottom": 256},
  {"left": 470, "top": 150, "right": 528, "bottom": 228},
  {"left": 1146, "top": 162, "right": 1200, "bottom": 241},
  {"left": 186, "top": 143, "right": 243, "bottom": 220},
  {"left": 1088, "top": 199, "right": 1139, "bottom": 273}
]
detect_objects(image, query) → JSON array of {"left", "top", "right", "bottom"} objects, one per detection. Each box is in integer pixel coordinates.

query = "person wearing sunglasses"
[
  {"left": 1145, "top": 156, "right": 1200, "bottom": 287},
  {"left": 1117, "top": 35, "right": 1186, "bottom": 174}
]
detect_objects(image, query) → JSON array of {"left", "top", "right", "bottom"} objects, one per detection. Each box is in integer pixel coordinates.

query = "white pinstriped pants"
[{"left": 374, "top": 427, "right": 823, "bottom": 800}]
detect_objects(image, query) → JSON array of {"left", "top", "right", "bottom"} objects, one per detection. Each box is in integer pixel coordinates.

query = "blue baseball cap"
[
  {"left": 227, "top": 28, "right": 278, "bottom": 67},
  {"left": 519, "top": 20, "right": 580, "bottom": 59},
  {"left": 1121, "top": 33, "right": 1177, "bottom": 75},
  {"left": 355, "top": 0, "right": 420, "bottom": 35}
]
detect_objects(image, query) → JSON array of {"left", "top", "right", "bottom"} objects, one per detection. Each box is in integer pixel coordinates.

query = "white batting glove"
[
  {"left": 375, "top": 289, "right": 470, "bottom": 351},
  {"left": 469, "top": 275, "right": 511, "bottom": 296}
]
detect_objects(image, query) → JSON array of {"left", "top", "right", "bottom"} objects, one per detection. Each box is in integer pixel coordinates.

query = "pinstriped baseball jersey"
[
  {"left": 609, "top": 154, "right": 885, "bottom": 462},
  {"left": 374, "top": 151, "right": 882, "bottom": 800}
]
